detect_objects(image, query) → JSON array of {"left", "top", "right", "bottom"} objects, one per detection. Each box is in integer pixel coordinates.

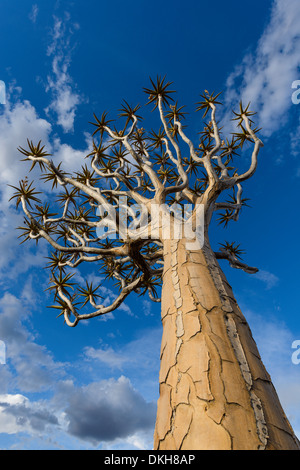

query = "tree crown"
[{"left": 11, "top": 77, "right": 263, "bottom": 326}]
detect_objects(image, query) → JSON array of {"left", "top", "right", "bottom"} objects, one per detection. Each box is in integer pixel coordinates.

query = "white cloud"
[
  {"left": 45, "top": 15, "right": 83, "bottom": 133},
  {"left": 84, "top": 346, "right": 128, "bottom": 369},
  {"left": 29, "top": 4, "right": 39, "bottom": 24},
  {"left": 0, "top": 394, "right": 30, "bottom": 434},
  {"left": 52, "top": 132, "right": 93, "bottom": 173},
  {"left": 63, "top": 376, "right": 156, "bottom": 446},
  {"left": 0, "top": 97, "right": 52, "bottom": 203},
  {"left": 0, "top": 80, "right": 91, "bottom": 279},
  {"left": 253, "top": 269, "right": 279, "bottom": 289},
  {"left": 0, "top": 394, "right": 59, "bottom": 435},
  {"left": 0, "top": 292, "right": 66, "bottom": 393},
  {"left": 0, "top": 92, "right": 53, "bottom": 277},
  {"left": 0, "top": 375, "right": 156, "bottom": 449},
  {"left": 142, "top": 299, "right": 153, "bottom": 316},
  {"left": 82, "top": 327, "right": 161, "bottom": 403},
  {"left": 223, "top": 0, "right": 300, "bottom": 137}
]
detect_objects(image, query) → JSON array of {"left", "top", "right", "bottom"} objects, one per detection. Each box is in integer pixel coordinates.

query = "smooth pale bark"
[{"left": 153, "top": 237, "right": 300, "bottom": 450}]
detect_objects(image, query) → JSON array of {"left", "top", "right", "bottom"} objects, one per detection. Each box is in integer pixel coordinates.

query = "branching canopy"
[{"left": 11, "top": 76, "right": 263, "bottom": 326}]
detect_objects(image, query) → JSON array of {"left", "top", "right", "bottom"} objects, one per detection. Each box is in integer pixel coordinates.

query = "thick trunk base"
[{"left": 154, "top": 238, "right": 300, "bottom": 450}]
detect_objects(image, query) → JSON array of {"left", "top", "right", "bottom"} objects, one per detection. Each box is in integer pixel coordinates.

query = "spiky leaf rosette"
[{"left": 143, "top": 75, "right": 175, "bottom": 110}]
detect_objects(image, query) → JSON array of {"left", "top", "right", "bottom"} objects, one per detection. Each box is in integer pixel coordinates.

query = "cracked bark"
[{"left": 153, "top": 237, "right": 300, "bottom": 450}]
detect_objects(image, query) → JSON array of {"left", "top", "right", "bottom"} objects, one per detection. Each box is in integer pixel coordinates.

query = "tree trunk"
[{"left": 153, "top": 237, "right": 300, "bottom": 450}]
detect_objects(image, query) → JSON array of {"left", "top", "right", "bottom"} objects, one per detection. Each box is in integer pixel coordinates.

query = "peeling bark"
[{"left": 154, "top": 238, "right": 300, "bottom": 450}]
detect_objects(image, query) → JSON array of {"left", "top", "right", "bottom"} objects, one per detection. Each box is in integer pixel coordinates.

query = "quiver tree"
[{"left": 11, "top": 77, "right": 300, "bottom": 450}]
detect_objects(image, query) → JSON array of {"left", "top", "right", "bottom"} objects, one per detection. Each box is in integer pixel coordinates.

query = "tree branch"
[{"left": 215, "top": 249, "right": 258, "bottom": 274}]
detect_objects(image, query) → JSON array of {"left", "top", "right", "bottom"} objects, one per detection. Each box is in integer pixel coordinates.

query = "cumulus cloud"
[
  {"left": 0, "top": 292, "right": 66, "bottom": 393},
  {"left": 64, "top": 376, "right": 156, "bottom": 445},
  {"left": 0, "top": 375, "right": 156, "bottom": 449},
  {"left": 0, "top": 92, "right": 52, "bottom": 278},
  {"left": 0, "top": 289, "right": 156, "bottom": 448},
  {"left": 52, "top": 132, "right": 93, "bottom": 173},
  {"left": 0, "top": 85, "right": 90, "bottom": 279},
  {"left": 0, "top": 394, "right": 58, "bottom": 434},
  {"left": 0, "top": 95, "right": 52, "bottom": 202}
]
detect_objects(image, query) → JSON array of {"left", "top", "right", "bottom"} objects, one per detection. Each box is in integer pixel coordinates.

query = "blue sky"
[{"left": 0, "top": 0, "right": 300, "bottom": 450}]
